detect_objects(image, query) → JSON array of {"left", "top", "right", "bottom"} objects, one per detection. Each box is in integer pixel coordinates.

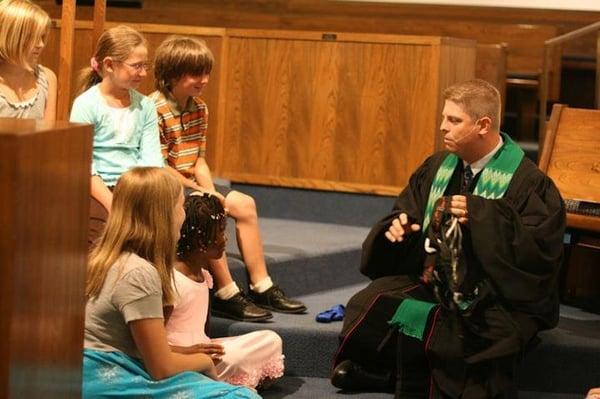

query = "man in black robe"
[{"left": 331, "top": 79, "right": 566, "bottom": 398}]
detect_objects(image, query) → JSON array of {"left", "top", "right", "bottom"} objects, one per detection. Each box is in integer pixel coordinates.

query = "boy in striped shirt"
[{"left": 150, "top": 36, "right": 306, "bottom": 322}]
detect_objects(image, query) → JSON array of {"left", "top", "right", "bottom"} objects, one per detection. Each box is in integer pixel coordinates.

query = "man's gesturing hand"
[{"left": 385, "top": 213, "right": 421, "bottom": 243}]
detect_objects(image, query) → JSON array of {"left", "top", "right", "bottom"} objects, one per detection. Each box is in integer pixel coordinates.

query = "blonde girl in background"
[
  {"left": 0, "top": 0, "right": 57, "bottom": 120},
  {"left": 83, "top": 167, "right": 259, "bottom": 398}
]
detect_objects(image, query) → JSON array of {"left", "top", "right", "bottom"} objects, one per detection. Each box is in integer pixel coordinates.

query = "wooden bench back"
[{"left": 539, "top": 104, "right": 600, "bottom": 231}]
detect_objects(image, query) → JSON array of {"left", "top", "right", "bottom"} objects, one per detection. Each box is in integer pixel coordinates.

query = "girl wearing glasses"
[
  {"left": 70, "top": 25, "right": 163, "bottom": 248},
  {"left": 0, "top": 0, "right": 57, "bottom": 120}
]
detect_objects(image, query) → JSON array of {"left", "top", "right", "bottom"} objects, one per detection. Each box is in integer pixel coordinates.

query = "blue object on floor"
[{"left": 316, "top": 304, "right": 345, "bottom": 323}]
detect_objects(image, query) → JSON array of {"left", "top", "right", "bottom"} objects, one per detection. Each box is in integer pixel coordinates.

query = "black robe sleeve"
[
  {"left": 360, "top": 152, "right": 447, "bottom": 280},
  {"left": 467, "top": 157, "right": 566, "bottom": 329}
]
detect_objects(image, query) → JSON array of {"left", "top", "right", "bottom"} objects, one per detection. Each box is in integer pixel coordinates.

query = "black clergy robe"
[{"left": 334, "top": 150, "right": 566, "bottom": 399}]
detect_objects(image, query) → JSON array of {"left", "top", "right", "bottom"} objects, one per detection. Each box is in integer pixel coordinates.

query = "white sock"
[
  {"left": 215, "top": 282, "right": 241, "bottom": 300},
  {"left": 251, "top": 276, "right": 274, "bottom": 294}
]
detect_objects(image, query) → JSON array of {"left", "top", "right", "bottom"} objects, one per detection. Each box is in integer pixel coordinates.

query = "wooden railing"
[{"left": 539, "top": 21, "right": 600, "bottom": 149}]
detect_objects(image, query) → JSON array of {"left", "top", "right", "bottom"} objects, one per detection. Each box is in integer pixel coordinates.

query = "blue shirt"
[{"left": 70, "top": 85, "right": 163, "bottom": 186}]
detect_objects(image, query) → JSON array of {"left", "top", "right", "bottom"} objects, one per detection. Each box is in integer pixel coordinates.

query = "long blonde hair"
[
  {"left": 78, "top": 25, "right": 147, "bottom": 94},
  {"left": 0, "top": 0, "right": 51, "bottom": 69},
  {"left": 86, "top": 167, "right": 181, "bottom": 305}
]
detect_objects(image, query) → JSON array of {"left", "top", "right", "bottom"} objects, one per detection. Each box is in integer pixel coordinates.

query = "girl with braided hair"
[{"left": 165, "top": 192, "right": 284, "bottom": 390}]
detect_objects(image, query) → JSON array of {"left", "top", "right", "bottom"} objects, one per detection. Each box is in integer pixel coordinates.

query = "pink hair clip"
[{"left": 90, "top": 57, "right": 100, "bottom": 72}]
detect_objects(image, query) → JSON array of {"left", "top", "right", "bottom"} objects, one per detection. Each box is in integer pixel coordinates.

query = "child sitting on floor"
[
  {"left": 83, "top": 167, "right": 259, "bottom": 398},
  {"left": 165, "top": 192, "right": 284, "bottom": 389}
]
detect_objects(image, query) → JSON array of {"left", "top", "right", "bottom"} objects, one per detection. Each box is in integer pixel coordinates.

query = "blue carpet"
[
  {"left": 231, "top": 183, "right": 396, "bottom": 227},
  {"left": 224, "top": 218, "right": 370, "bottom": 296},
  {"left": 211, "top": 284, "right": 364, "bottom": 378},
  {"left": 260, "top": 377, "right": 583, "bottom": 399}
]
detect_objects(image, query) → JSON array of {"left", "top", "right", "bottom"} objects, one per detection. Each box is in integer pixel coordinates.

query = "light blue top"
[{"left": 70, "top": 85, "right": 163, "bottom": 186}]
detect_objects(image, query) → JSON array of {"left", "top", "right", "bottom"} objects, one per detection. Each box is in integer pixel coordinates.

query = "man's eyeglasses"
[{"left": 120, "top": 61, "right": 151, "bottom": 72}]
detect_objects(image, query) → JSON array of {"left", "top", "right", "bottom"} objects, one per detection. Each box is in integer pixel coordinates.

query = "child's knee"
[
  {"left": 227, "top": 192, "right": 257, "bottom": 217},
  {"left": 266, "top": 330, "right": 282, "bottom": 351}
]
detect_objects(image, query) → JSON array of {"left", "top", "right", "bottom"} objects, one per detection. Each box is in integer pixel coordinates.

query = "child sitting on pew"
[
  {"left": 70, "top": 25, "right": 163, "bottom": 248},
  {"left": 165, "top": 192, "right": 284, "bottom": 390},
  {"left": 0, "top": 0, "right": 57, "bottom": 120},
  {"left": 150, "top": 35, "right": 306, "bottom": 322},
  {"left": 83, "top": 166, "right": 259, "bottom": 398}
]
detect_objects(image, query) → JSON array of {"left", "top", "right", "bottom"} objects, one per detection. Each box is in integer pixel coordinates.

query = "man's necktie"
[{"left": 462, "top": 165, "right": 474, "bottom": 193}]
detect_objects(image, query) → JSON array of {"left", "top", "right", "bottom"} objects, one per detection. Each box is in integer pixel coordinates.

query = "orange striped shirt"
[{"left": 150, "top": 91, "right": 208, "bottom": 180}]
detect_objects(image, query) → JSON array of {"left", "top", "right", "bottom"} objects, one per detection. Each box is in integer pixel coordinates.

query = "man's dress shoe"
[{"left": 331, "top": 359, "right": 394, "bottom": 392}]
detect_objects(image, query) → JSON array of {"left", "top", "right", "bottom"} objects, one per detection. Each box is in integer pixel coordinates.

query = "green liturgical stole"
[
  {"left": 389, "top": 298, "right": 437, "bottom": 340},
  {"left": 422, "top": 133, "right": 524, "bottom": 232},
  {"left": 390, "top": 133, "right": 524, "bottom": 341}
]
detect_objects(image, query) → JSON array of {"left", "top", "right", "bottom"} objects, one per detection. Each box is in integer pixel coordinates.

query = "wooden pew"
[
  {"left": 539, "top": 104, "right": 600, "bottom": 310},
  {"left": 0, "top": 119, "right": 92, "bottom": 398}
]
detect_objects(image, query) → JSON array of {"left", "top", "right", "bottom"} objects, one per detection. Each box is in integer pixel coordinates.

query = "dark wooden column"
[{"left": 0, "top": 119, "right": 92, "bottom": 398}]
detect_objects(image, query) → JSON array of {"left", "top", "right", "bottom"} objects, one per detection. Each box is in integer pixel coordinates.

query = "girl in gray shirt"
[{"left": 83, "top": 167, "right": 258, "bottom": 398}]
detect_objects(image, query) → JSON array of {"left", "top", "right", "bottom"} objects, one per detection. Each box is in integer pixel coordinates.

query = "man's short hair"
[{"left": 443, "top": 79, "right": 501, "bottom": 131}]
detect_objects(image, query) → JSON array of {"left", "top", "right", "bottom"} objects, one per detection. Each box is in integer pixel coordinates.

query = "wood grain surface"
[{"left": 0, "top": 119, "right": 92, "bottom": 398}]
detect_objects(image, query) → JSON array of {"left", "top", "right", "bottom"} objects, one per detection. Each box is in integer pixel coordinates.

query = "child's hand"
[
  {"left": 190, "top": 190, "right": 226, "bottom": 211},
  {"left": 170, "top": 343, "right": 225, "bottom": 360},
  {"left": 197, "top": 343, "right": 225, "bottom": 360}
]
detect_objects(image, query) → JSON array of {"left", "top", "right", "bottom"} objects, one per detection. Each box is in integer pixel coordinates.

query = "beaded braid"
[{"left": 177, "top": 193, "right": 227, "bottom": 260}]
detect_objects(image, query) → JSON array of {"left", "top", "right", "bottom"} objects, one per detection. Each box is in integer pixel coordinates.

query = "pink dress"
[{"left": 166, "top": 269, "right": 284, "bottom": 388}]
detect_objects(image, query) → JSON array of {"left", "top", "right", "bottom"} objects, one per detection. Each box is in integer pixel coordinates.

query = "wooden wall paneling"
[
  {"left": 37, "top": 0, "right": 600, "bottom": 65},
  {"left": 476, "top": 43, "right": 508, "bottom": 113},
  {"left": 436, "top": 37, "right": 478, "bottom": 149},
  {"left": 56, "top": 0, "right": 76, "bottom": 121},
  {"left": 0, "top": 119, "right": 92, "bottom": 398},
  {"left": 214, "top": 34, "right": 230, "bottom": 173},
  {"left": 219, "top": 30, "right": 475, "bottom": 194},
  {"left": 92, "top": 0, "right": 107, "bottom": 45},
  {"left": 596, "top": 31, "right": 600, "bottom": 109}
]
